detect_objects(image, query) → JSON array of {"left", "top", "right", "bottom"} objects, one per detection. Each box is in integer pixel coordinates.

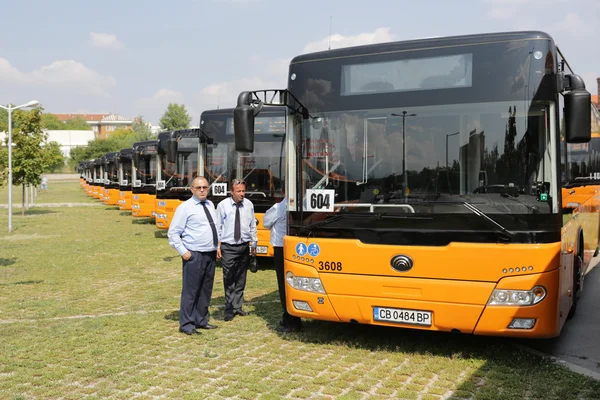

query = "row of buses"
[
  {"left": 81, "top": 30, "right": 599, "bottom": 339},
  {"left": 79, "top": 107, "right": 287, "bottom": 258}
]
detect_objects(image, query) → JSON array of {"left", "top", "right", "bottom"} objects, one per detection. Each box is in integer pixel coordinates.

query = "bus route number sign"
[
  {"left": 305, "top": 189, "right": 335, "bottom": 212},
  {"left": 212, "top": 183, "right": 227, "bottom": 197}
]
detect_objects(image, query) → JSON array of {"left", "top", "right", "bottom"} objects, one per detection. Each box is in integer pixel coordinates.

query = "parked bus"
[
  {"left": 234, "top": 31, "right": 596, "bottom": 338},
  {"left": 102, "top": 152, "right": 120, "bottom": 206},
  {"left": 91, "top": 157, "right": 104, "bottom": 199},
  {"left": 155, "top": 128, "right": 204, "bottom": 229},
  {"left": 132, "top": 140, "right": 158, "bottom": 217},
  {"left": 202, "top": 107, "right": 287, "bottom": 257},
  {"left": 117, "top": 148, "right": 133, "bottom": 211},
  {"left": 562, "top": 104, "right": 600, "bottom": 209}
]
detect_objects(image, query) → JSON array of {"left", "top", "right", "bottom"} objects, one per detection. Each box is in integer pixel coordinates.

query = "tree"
[
  {"left": 159, "top": 103, "right": 191, "bottom": 131},
  {"left": 41, "top": 113, "right": 63, "bottom": 130},
  {"left": 132, "top": 115, "right": 154, "bottom": 140},
  {"left": 42, "top": 141, "right": 66, "bottom": 173},
  {"left": 68, "top": 130, "right": 139, "bottom": 170},
  {"left": 63, "top": 116, "right": 90, "bottom": 130}
]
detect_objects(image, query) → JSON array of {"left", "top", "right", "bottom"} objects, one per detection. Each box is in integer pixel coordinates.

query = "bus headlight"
[
  {"left": 286, "top": 272, "right": 326, "bottom": 294},
  {"left": 487, "top": 286, "right": 546, "bottom": 306}
]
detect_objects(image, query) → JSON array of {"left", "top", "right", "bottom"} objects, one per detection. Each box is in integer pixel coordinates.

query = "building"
[
  {"left": 52, "top": 113, "right": 134, "bottom": 139},
  {"left": 45, "top": 130, "right": 96, "bottom": 159}
]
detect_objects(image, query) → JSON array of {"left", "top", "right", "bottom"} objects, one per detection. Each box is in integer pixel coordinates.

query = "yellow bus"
[
  {"left": 234, "top": 31, "right": 597, "bottom": 338},
  {"left": 131, "top": 140, "right": 158, "bottom": 218},
  {"left": 202, "top": 107, "right": 287, "bottom": 257},
  {"left": 91, "top": 157, "right": 104, "bottom": 200},
  {"left": 154, "top": 128, "right": 206, "bottom": 229},
  {"left": 562, "top": 104, "right": 600, "bottom": 209},
  {"left": 102, "top": 152, "right": 120, "bottom": 206},
  {"left": 117, "top": 148, "right": 133, "bottom": 211}
]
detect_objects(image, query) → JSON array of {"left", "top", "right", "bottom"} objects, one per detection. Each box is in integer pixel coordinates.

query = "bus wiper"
[
  {"left": 300, "top": 214, "right": 345, "bottom": 232},
  {"left": 500, "top": 192, "right": 540, "bottom": 214},
  {"left": 463, "top": 202, "right": 514, "bottom": 240}
]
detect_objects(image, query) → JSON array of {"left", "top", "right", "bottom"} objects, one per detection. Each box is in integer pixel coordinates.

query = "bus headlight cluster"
[
  {"left": 487, "top": 286, "right": 546, "bottom": 306},
  {"left": 286, "top": 272, "right": 326, "bottom": 294},
  {"left": 155, "top": 213, "right": 167, "bottom": 220}
]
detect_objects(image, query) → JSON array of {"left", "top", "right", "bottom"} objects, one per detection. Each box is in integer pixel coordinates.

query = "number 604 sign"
[{"left": 304, "top": 189, "right": 335, "bottom": 212}]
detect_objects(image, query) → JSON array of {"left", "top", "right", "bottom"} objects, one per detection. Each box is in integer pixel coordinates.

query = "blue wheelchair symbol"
[
  {"left": 307, "top": 243, "right": 320, "bottom": 257},
  {"left": 295, "top": 243, "right": 307, "bottom": 256}
]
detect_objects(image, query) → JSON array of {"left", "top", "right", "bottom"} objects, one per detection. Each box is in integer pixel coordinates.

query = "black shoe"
[
  {"left": 179, "top": 328, "right": 201, "bottom": 336},
  {"left": 224, "top": 313, "right": 234, "bottom": 321},
  {"left": 234, "top": 309, "right": 248, "bottom": 316},
  {"left": 198, "top": 323, "right": 218, "bottom": 330}
]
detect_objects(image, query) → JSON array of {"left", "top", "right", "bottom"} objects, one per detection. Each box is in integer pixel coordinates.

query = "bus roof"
[{"left": 291, "top": 31, "right": 554, "bottom": 64}]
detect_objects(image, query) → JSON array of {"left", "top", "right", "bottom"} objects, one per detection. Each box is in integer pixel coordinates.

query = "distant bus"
[
  {"left": 91, "top": 157, "right": 104, "bottom": 200},
  {"left": 234, "top": 31, "right": 596, "bottom": 338},
  {"left": 202, "top": 107, "right": 287, "bottom": 257},
  {"left": 131, "top": 140, "right": 158, "bottom": 218},
  {"left": 117, "top": 148, "right": 133, "bottom": 211},
  {"left": 102, "top": 152, "right": 120, "bottom": 206},
  {"left": 562, "top": 104, "right": 600, "bottom": 209},
  {"left": 155, "top": 129, "right": 204, "bottom": 229}
]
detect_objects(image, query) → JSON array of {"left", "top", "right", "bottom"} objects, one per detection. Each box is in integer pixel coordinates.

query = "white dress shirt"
[
  {"left": 263, "top": 198, "right": 287, "bottom": 247},
  {"left": 216, "top": 197, "right": 258, "bottom": 247}
]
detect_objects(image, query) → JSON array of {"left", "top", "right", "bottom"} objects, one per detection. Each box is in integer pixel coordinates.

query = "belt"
[{"left": 223, "top": 242, "right": 248, "bottom": 247}]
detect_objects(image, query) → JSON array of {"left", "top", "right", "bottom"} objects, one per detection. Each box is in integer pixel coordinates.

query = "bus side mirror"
[
  {"left": 564, "top": 74, "right": 591, "bottom": 144},
  {"left": 166, "top": 140, "right": 177, "bottom": 163},
  {"left": 234, "top": 91, "right": 262, "bottom": 153}
]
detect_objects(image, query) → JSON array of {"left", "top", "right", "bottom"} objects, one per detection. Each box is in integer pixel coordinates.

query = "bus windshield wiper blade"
[
  {"left": 463, "top": 202, "right": 514, "bottom": 239},
  {"left": 300, "top": 214, "right": 345, "bottom": 232}
]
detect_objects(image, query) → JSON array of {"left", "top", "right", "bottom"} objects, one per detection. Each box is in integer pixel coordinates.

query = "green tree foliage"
[
  {"left": 0, "top": 107, "right": 63, "bottom": 213},
  {"left": 159, "top": 103, "right": 191, "bottom": 131},
  {"left": 132, "top": 115, "right": 154, "bottom": 140},
  {"left": 68, "top": 128, "right": 139, "bottom": 170},
  {"left": 42, "top": 141, "right": 66, "bottom": 173},
  {"left": 41, "top": 114, "right": 91, "bottom": 131}
]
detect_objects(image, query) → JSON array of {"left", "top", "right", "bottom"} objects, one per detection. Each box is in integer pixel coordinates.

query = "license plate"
[
  {"left": 373, "top": 307, "right": 432, "bottom": 326},
  {"left": 256, "top": 246, "right": 268, "bottom": 254}
]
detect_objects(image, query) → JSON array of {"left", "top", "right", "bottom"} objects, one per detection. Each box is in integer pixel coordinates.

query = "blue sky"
[{"left": 0, "top": 0, "right": 598, "bottom": 125}]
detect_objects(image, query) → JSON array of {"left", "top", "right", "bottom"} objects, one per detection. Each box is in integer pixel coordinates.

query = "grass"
[
  {"left": 1, "top": 182, "right": 600, "bottom": 399},
  {"left": 0, "top": 180, "right": 96, "bottom": 205}
]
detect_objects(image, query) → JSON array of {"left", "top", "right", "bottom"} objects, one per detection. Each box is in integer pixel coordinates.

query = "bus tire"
[{"left": 567, "top": 254, "right": 582, "bottom": 320}]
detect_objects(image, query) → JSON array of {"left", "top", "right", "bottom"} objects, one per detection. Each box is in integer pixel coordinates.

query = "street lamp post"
[
  {"left": 445, "top": 132, "right": 460, "bottom": 169},
  {"left": 392, "top": 111, "right": 417, "bottom": 201},
  {"left": 1, "top": 100, "right": 40, "bottom": 233}
]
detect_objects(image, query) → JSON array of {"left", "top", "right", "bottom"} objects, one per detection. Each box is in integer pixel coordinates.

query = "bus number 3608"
[{"left": 318, "top": 261, "right": 342, "bottom": 271}]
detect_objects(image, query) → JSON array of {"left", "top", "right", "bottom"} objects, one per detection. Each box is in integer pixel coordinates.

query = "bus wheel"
[{"left": 567, "top": 254, "right": 582, "bottom": 320}]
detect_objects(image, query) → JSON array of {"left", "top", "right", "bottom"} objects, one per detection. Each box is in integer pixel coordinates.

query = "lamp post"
[
  {"left": 392, "top": 111, "right": 417, "bottom": 201},
  {"left": 1, "top": 100, "right": 40, "bottom": 233},
  {"left": 445, "top": 131, "right": 460, "bottom": 168}
]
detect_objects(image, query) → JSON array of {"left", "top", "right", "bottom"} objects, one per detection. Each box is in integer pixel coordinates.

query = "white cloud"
[
  {"left": 548, "top": 13, "right": 595, "bottom": 39},
  {"left": 0, "top": 58, "right": 116, "bottom": 96},
  {"left": 302, "top": 27, "right": 395, "bottom": 54},
  {"left": 89, "top": 32, "right": 125, "bottom": 49},
  {"left": 135, "top": 89, "right": 186, "bottom": 124}
]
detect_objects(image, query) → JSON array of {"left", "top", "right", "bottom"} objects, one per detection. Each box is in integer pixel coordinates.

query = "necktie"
[
  {"left": 234, "top": 202, "right": 241, "bottom": 242},
  {"left": 201, "top": 201, "right": 218, "bottom": 247}
]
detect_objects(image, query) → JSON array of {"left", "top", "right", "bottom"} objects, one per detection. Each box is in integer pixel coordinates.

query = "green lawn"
[
  {"left": 1, "top": 183, "right": 599, "bottom": 399},
  {"left": 0, "top": 180, "right": 96, "bottom": 205}
]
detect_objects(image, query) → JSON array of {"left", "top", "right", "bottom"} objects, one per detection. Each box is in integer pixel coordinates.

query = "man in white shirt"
[
  {"left": 216, "top": 179, "right": 258, "bottom": 321},
  {"left": 263, "top": 186, "right": 303, "bottom": 332}
]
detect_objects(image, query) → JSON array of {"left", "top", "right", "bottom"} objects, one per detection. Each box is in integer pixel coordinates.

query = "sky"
[{"left": 0, "top": 0, "right": 598, "bottom": 126}]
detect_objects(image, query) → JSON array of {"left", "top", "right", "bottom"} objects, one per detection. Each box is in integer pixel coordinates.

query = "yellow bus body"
[
  {"left": 255, "top": 212, "right": 275, "bottom": 257},
  {"left": 118, "top": 190, "right": 132, "bottom": 210},
  {"left": 154, "top": 199, "right": 182, "bottom": 229},
  {"left": 284, "top": 194, "right": 599, "bottom": 338},
  {"left": 131, "top": 193, "right": 156, "bottom": 217}
]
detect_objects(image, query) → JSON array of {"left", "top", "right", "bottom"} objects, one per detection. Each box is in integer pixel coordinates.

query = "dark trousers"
[
  {"left": 274, "top": 246, "right": 302, "bottom": 328},
  {"left": 180, "top": 250, "right": 216, "bottom": 332},
  {"left": 221, "top": 242, "right": 249, "bottom": 314}
]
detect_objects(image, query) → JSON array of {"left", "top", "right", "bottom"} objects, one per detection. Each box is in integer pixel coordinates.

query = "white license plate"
[
  {"left": 256, "top": 246, "right": 268, "bottom": 254},
  {"left": 373, "top": 307, "right": 432, "bottom": 326}
]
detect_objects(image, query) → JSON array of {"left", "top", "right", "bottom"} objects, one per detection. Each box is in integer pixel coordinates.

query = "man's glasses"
[{"left": 192, "top": 186, "right": 209, "bottom": 190}]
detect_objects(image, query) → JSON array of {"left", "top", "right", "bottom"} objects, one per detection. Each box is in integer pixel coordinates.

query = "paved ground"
[
  {"left": 0, "top": 203, "right": 101, "bottom": 208},
  {"left": 519, "top": 257, "right": 600, "bottom": 380}
]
